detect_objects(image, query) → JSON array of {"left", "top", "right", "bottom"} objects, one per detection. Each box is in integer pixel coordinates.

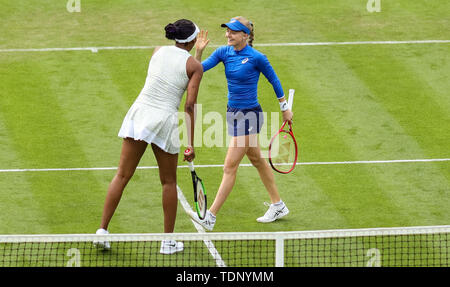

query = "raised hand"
[{"left": 195, "top": 30, "right": 210, "bottom": 53}]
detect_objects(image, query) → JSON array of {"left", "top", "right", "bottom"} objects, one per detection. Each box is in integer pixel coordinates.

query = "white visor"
[{"left": 175, "top": 24, "right": 200, "bottom": 43}]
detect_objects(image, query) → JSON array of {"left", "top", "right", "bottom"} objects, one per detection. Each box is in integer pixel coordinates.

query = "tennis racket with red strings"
[{"left": 268, "top": 89, "right": 298, "bottom": 174}]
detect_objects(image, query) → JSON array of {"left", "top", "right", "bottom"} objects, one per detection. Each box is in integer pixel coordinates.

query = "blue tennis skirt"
[{"left": 226, "top": 105, "right": 264, "bottom": 137}]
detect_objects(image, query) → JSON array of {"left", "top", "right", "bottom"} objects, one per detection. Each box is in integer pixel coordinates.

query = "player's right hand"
[
  {"left": 183, "top": 146, "right": 195, "bottom": 162},
  {"left": 195, "top": 30, "right": 210, "bottom": 52},
  {"left": 282, "top": 109, "right": 293, "bottom": 124}
]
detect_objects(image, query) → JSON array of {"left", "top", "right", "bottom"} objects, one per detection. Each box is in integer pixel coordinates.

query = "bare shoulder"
[
  {"left": 186, "top": 56, "right": 203, "bottom": 78},
  {"left": 187, "top": 56, "right": 203, "bottom": 70}
]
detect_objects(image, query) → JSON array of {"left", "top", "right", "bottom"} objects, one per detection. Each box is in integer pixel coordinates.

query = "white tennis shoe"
[
  {"left": 188, "top": 210, "right": 216, "bottom": 231},
  {"left": 257, "top": 201, "right": 289, "bottom": 223},
  {"left": 160, "top": 240, "right": 184, "bottom": 255},
  {"left": 93, "top": 228, "right": 111, "bottom": 250}
]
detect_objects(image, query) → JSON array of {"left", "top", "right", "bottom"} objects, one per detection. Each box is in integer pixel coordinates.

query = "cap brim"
[
  {"left": 221, "top": 22, "right": 242, "bottom": 32},
  {"left": 221, "top": 23, "right": 233, "bottom": 30}
]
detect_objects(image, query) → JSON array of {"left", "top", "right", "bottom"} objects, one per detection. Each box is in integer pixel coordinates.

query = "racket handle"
[
  {"left": 184, "top": 148, "right": 195, "bottom": 171},
  {"left": 288, "top": 89, "right": 295, "bottom": 110},
  {"left": 187, "top": 161, "right": 195, "bottom": 172}
]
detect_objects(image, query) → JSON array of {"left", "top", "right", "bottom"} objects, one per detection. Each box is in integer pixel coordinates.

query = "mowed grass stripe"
[
  {"left": 298, "top": 1, "right": 450, "bottom": 226},
  {"left": 279, "top": 45, "right": 447, "bottom": 226},
  {"left": 289, "top": 0, "right": 449, "bottom": 42},
  {"left": 42, "top": 51, "right": 131, "bottom": 167},
  {"left": 346, "top": 45, "right": 449, "bottom": 179},
  {"left": 301, "top": 92, "right": 409, "bottom": 228},
  {"left": 0, "top": 118, "right": 51, "bottom": 234},
  {"left": 336, "top": 45, "right": 449, "bottom": 224},
  {"left": 401, "top": 45, "right": 450, "bottom": 115},
  {"left": 336, "top": 44, "right": 450, "bottom": 185},
  {"left": 336, "top": 45, "right": 450, "bottom": 159},
  {"left": 41, "top": 51, "right": 130, "bottom": 233},
  {"left": 0, "top": 56, "right": 107, "bottom": 233},
  {"left": 332, "top": 45, "right": 450, "bottom": 223}
]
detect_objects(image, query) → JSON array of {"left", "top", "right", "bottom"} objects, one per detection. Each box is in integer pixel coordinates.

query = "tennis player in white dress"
[{"left": 94, "top": 19, "right": 203, "bottom": 255}]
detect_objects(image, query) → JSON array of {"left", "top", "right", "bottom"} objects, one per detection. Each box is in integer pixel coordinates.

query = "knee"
[
  {"left": 115, "top": 170, "right": 134, "bottom": 183},
  {"left": 161, "top": 182, "right": 177, "bottom": 198},
  {"left": 160, "top": 175, "right": 177, "bottom": 187},
  {"left": 162, "top": 181, "right": 177, "bottom": 190},
  {"left": 223, "top": 162, "right": 239, "bottom": 175},
  {"left": 248, "top": 155, "right": 264, "bottom": 168}
]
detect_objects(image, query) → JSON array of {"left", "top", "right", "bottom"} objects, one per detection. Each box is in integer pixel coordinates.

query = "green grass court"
[{"left": 0, "top": 0, "right": 449, "bottom": 265}]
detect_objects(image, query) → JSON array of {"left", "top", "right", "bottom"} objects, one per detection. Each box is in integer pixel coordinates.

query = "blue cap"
[{"left": 221, "top": 18, "right": 251, "bottom": 35}]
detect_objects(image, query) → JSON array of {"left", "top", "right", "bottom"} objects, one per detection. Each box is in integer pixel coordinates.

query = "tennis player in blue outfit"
[{"left": 190, "top": 16, "right": 293, "bottom": 230}]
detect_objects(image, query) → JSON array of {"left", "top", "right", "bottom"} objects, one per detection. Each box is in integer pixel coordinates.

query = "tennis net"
[{"left": 0, "top": 225, "right": 449, "bottom": 267}]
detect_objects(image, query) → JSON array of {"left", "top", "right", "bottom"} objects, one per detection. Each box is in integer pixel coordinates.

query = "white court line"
[
  {"left": 176, "top": 185, "right": 226, "bottom": 267},
  {"left": 0, "top": 40, "right": 449, "bottom": 53},
  {"left": 0, "top": 158, "right": 448, "bottom": 173}
]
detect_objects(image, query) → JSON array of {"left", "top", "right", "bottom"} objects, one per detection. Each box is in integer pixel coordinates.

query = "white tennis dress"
[{"left": 118, "top": 46, "right": 191, "bottom": 154}]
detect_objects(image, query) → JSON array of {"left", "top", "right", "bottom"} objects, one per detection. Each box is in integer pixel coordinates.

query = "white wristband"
[{"left": 279, "top": 100, "right": 288, "bottom": 111}]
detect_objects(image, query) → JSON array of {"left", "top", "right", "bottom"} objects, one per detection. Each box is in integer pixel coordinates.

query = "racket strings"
[
  {"left": 270, "top": 131, "right": 297, "bottom": 173},
  {"left": 196, "top": 181, "right": 207, "bottom": 218},
  {"left": 279, "top": 139, "right": 293, "bottom": 159},
  {"left": 197, "top": 185, "right": 205, "bottom": 207}
]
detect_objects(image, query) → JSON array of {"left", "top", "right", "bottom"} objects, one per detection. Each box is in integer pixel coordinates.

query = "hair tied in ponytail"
[
  {"left": 165, "top": 23, "right": 178, "bottom": 40},
  {"left": 164, "top": 19, "right": 197, "bottom": 43}
]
